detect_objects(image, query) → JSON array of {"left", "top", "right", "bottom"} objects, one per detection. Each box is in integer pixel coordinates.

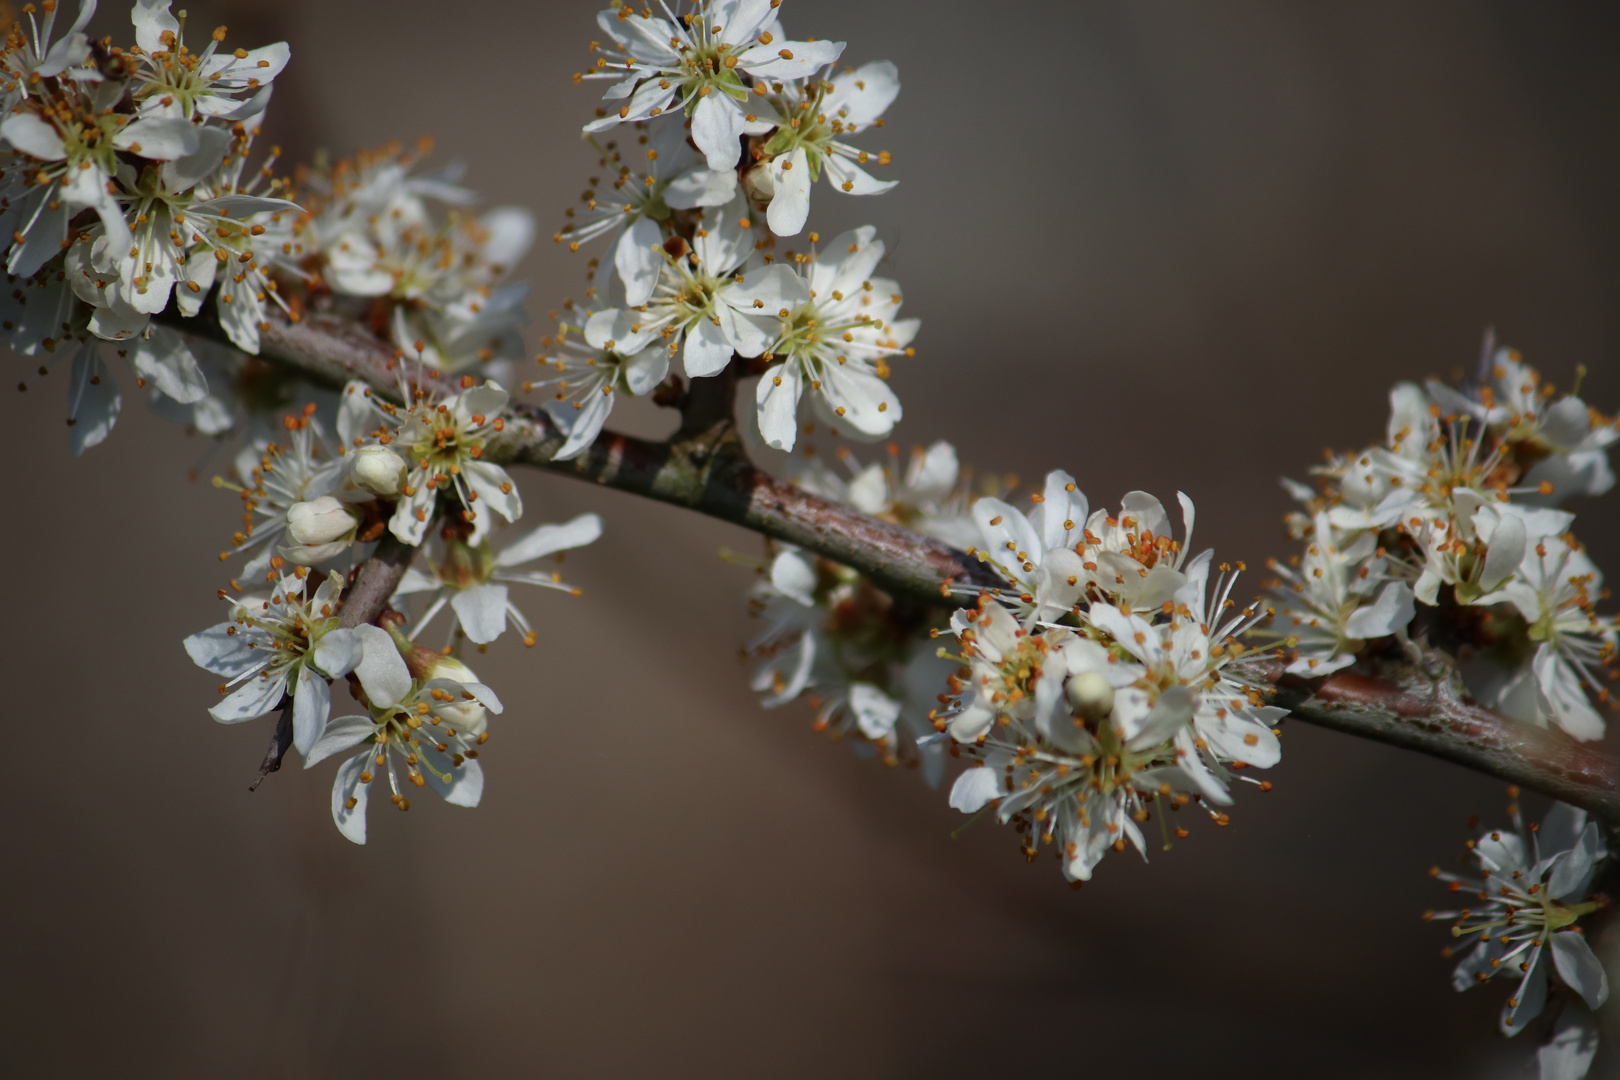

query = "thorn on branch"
[{"left": 249, "top": 702, "right": 294, "bottom": 792}]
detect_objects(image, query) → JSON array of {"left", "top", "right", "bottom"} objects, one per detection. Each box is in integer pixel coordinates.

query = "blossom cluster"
[
  {"left": 186, "top": 374, "right": 601, "bottom": 843},
  {"left": 1, "top": 0, "right": 298, "bottom": 452},
  {"left": 1262, "top": 350, "right": 1620, "bottom": 741},
  {"left": 292, "top": 141, "right": 536, "bottom": 385},
  {"left": 540, "top": 0, "right": 913, "bottom": 458},
  {"left": 935, "top": 475, "right": 1286, "bottom": 881}
]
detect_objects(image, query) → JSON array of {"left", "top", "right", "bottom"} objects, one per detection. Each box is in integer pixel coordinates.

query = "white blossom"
[
  {"left": 182, "top": 567, "right": 365, "bottom": 755},
  {"left": 126, "top": 1, "right": 289, "bottom": 122},
  {"left": 304, "top": 636, "right": 503, "bottom": 845},
  {"left": 582, "top": 0, "right": 843, "bottom": 173},
  {"left": 639, "top": 191, "right": 806, "bottom": 377},
  {"left": 753, "top": 226, "right": 915, "bottom": 450},
  {"left": 529, "top": 307, "right": 668, "bottom": 460},
  {"left": 392, "top": 512, "right": 602, "bottom": 647},
  {"left": 746, "top": 60, "right": 898, "bottom": 236},
  {"left": 555, "top": 121, "right": 735, "bottom": 305},
  {"left": 745, "top": 546, "right": 948, "bottom": 783},
  {"left": 1429, "top": 802, "right": 1609, "bottom": 1036},
  {"left": 339, "top": 378, "right": 522, "bottom": 547}
]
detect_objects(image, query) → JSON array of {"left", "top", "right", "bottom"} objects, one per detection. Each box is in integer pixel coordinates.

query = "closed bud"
[
  {"left": 351, "top": 443, "right": 407, "bottom": 496},
  {"left": 1065, "top": 671, "right": 1114, "bottom": 722},
  {"left": 427, "top": 655, "right": 488, "bottom": 736},
  {"left": 287, "top": 496, "right": 360, "bottom": 547}
]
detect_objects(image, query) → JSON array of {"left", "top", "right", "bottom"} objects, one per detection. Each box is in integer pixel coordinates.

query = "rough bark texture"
[{"left": 169, "top": 308, "right": 1620, "bottom": 821}]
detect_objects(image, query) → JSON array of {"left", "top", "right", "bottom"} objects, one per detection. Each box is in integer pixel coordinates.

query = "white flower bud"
[
  {"left": 743, "top": 161, "right": 775, "bottom": 202},
  {"left": 351, "top": 443, "right": 407, "bottom": 496},
  {"left": 1065, "top": 671, "right": 1114, "bottom": 722},
  {"left": 427, "top": 655, "right": 489, "bottom": 736},
  {"left": 286, "top": 496, "right": 359, "bottom": 547}
]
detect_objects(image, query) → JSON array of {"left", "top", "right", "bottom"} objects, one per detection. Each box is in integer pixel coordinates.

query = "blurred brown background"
[{"left": 4, "top": 1, "right": 1620, "bottom": 1077}]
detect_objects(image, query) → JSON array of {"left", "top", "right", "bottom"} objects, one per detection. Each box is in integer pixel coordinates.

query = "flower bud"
[
  {"left": 1065, "top": 670, "right": 1114, "bottom": 722},
  {"left": 427, "top": 655, "right": 488, "bottom": 736},
  {"left": 287, "top": 496, "right": 360, "bottom": 546},
  {"left": 351, "top": 443, "right": 407, "bottom": 496},
  {"left": 743, "top": 161, "right": 775, "bottom": 202}
]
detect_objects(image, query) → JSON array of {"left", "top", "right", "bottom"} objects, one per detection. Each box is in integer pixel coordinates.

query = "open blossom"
[
  {"left": 183, "top": 568, "right": 364, "bottom": 756},
  {"left": 763, "top": 438, "right": 981, "bottom": 552},
  {"left": 746, "top": 546, "right": 949, "bottom": 783},
  {"left": 555, "top": 121, "right": 736, "bottom": 305},
  {"left": 639, "top": 191, "right": 806, "bottom": 377},
  {"left": 298, "top": 143, "right": 535, "bottom": 379},
  {"left": 394, "top": 513, "right": 602, "bottom": 647},
  {"left": 1495, "top": 536, "right": 1619, "bottom": 741},
  {"left": 746, "top": 60, "right": 898, "bottom": 236},
  {"left": 1261, "top": 510, "right": 1414, "bottom": 676},
  {"left": 302, "top": 638, "right": 503, "bottom": 845},
  {"left": 968, "top": 472, "right": 1210, "bottom": 627},
  {"left": 753, "top": 226, "right": 915, "bottom": 450},
  {"left": 942, "top": 545, "right": 1282, "bottom": 882},
  {"left": 1429, "top": 801, "right": 1609, "bottom": 1041},
  {"left": 339, "top": 378, "right": 522, "bottom": 547},
  {"left": 1428, "top": 348, "right": 1619, "bottom": 503},
  {"left": 529, "top": 306, "right": 668, "bottom": 460},
  {"left": 126, "top": 0, "right": 289, "bottom": 121},
  {"left": 582, "top": 0, "right": 843, "bottom": 173}
]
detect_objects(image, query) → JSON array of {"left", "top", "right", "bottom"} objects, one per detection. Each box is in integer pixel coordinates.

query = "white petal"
[
  {"left": 1, "top": 114, "right": 66, "bottom": 160},
  {"left": 755, "top": 363, "right": 803, "bottom": 450},
  {"left": 352, "top": 625, "right": 411, "bottom": 709},
  {"left": 423, "top": 756, "right": 484, "bottom": 808},
  {"left": 132, "top": 0, "right": 179, "bottom": 54},
  {"left": 824, "top": 61, "right": 900, "bottom": 128},
  {"left": 291, "top": 664, "right": 331, "bottom": 756},
  {"left": 312, "top": 626, "right": 363, "bottom": 679},
  {"left": 208, "top": 670, "right": 287, "bottom": 723},
  {"left": 112, "top": 116, "right": 200, "bottom": 160},
  {"left": 1344, "top": 581, "right": 1416, "bottom": 640},
  {"left": 1550, "top": 933, "right": 1608, "bottom": 1010},
  {"left": 330, "top": 752, "right": 371, "bottom": 845},
  {"left": 183, "top": 623, "right": 261, "bottom": 678},
  {"left": 304, "top": 714, "right": 378, "bottom": 770},
  {"left": 737, "top": 38, "right": 845, "bottom": 80},
  {"left": 130, "top": 326, "right": 207, "bottom": 404},
  {"left": 68, "top": 342, "right": 120, "bottom": 455},
  {"left": 450, "top": 584, "right": 510, "bottom": 644},
  {"left": 1537, "top": 1007, "right": 1600, "bottom": 1080},
  {"left": 849, "top": 684, "right": 901, "bottom": 740},
  {"left": 769, "top": 549, "right": 818, "bottom": 606},
  {"left": 614, "top": 216, "right": 665, "bottom": 307},
  {"left": 664, "top": 165, "right": 738, "bottom": 210},
  {"left": 682, "top": 315, "right": 734, "bottom": 377},
  {"left": 495, "top": 513, "right": 604, "bottom": 567},
  {"left": 690, "top": 92, "right": 747, "bottom": 172},
  {"left": 823, "top": 153, "right": 896, "bottom": 197},
  {"left": 949, "top": 767, "right": 1001, "bottom": 813},
  {"left": 464, "top": 461, "right": 522, "bottom": 524},
  {"left": 766, "top": 147, "right": 810, "bottom": 236}
]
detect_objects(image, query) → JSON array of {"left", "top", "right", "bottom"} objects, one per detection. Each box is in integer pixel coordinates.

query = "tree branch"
[
  {"left": 169, "top": 308, "right": 1620, "bottom": 821},
  {"left": 1258, "top": 651, "right": 1620, "bottom": 824},
  {"left": 168, "top": 307, "right": 1003, "bottom": 605}
]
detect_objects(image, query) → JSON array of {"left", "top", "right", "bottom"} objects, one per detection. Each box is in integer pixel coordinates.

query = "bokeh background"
[{"left": 4, "top": 1, "right": 1620, "bottom": 1077}]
